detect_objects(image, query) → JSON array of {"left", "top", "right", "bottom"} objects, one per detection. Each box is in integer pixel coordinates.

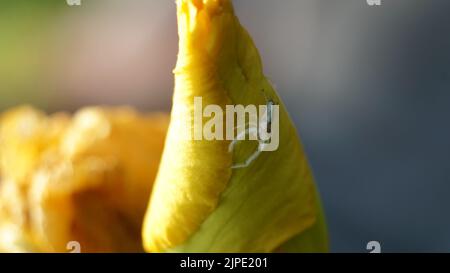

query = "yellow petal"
[
  {"left": 143, "top": 0, "right": 328, "bottom": 252},
  {"left": 0, "top": 106, "right": 169, "bottom": 252},
  {"left": 0, "top": 106, "right": 68, "bottom": 186}
]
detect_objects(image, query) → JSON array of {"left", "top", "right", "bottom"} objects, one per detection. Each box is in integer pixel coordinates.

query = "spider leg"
[
  {"left": 228, "top": 127, "right": 248, "bottom": 152},
  {"left": 231, "top": 148, "right": 262, "bottom": 169},
  {"left": 228, "top": 123, "right": 258, "bottom": 152},
  {"left": 230, "top": 126, "right": 264, "bottom": 169},
  {"left": 229, "top": 90, "right": 277, "bottom": 169}
]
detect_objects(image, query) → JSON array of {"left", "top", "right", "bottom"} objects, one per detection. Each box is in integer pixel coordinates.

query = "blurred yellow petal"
[
  {"left": 0, "top": 106, "right": 68, "bottom": 185},
  {"left": 0, "top": 106, "right": 169, "bottom": 252}
]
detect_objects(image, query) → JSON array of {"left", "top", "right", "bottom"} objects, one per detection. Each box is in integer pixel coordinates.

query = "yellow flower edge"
[{"left": 143, "top": 0, "right": 329, "bottom": 253}]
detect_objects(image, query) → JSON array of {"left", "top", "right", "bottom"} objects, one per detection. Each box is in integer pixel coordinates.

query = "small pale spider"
[{"left": 229, "top": 89, "right": 278, "bottom": 169}]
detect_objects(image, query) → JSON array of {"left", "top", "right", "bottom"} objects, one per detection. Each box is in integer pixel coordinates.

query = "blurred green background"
[
  {"left": 0, "top": 0, "right": 176, "bottom": 112},
  {"left": 0, "top": 0, "right": 63, "bottom": 109}
]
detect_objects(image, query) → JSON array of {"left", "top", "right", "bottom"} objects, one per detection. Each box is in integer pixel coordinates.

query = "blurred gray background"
[{"left": 1, "top": 0, "right": 449, "bottom": 252}]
